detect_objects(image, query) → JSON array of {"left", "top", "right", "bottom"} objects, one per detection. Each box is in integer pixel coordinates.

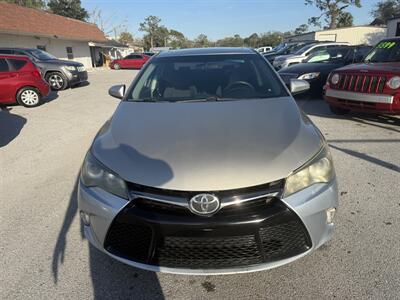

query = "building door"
[{"left": 396, "top": 22, "right": 400, "bottom": 36}]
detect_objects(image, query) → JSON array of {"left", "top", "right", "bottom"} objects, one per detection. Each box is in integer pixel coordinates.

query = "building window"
[
  {"left": 37, "top": 45, "right": 46, "bottom": 51},
  {"left": 66, "top": 47, "right": 74, "bottom": 59},
  {"left": 396, "top": 22, "right": 400, "bottom": 37}
]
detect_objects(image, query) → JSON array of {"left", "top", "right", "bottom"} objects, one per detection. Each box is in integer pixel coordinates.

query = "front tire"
[
  {"left": 45, "top": 72, "right": 68, "bottom": 91},
  {"left": 329, "top": 105, "right": 350, "bottom": 115},
  {"left": 16, "top": 87, "right": 42, "bottom": 108},
  {"left": 113, "top": 63, "right": 121, "bottom": 70}
]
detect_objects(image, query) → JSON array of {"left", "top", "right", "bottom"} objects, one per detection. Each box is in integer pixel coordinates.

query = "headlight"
[
  {"left": 284, "top": 145, "right": 335, "bottom": 197},
  {"left": 387, "top": 76, "right": 400, "bottom": 89},
  {"left": 330, "top": 73, "right": 340, "bottom": 85},
  {"left": 81, "top": 152, "right": 129, "bottom": 200},
  {"left": 298, "top": 72, "right": 320, "bottom": 80},
  {"left": 64, "top": 66, "right": 76, "bottom": 71}
]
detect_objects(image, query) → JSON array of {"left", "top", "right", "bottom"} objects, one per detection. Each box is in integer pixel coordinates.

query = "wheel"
[
  {"left": 329, "top": 105, "right": 350, "bottom": 115},
  {"left": 45, "top": 72, "right": 68, "bottom": 90},
  {"left": 113, "top": 63, "right": 121, "bottom": 70},
  {"left": 16, "top": 87, "right": 42, "bottom": 108}
]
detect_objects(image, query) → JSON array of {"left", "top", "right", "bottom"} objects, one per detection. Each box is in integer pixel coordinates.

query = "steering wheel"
[{"left": 223, "top": 81, "right": 255, "bottom": 96}]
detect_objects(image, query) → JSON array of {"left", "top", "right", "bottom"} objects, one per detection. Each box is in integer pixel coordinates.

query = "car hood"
[
  {"left": 92, "top": 98, "right": 323, "bottom": 191},
  {"left": 336, "top": 62, "right": 400, "bottom": 75},
  {"left": 38, "top": 59, "right": 83, "bottom": 67}
]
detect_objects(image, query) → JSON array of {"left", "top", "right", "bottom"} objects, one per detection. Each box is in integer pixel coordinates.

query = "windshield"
[
  {"left": 364, "top": 40, "right": 400, "bottom": 63},
  {"left": 305, "top": 48, "right": 350, "bottom": 63},
  {"left": 128, "top": 54, "right": 288, "bottom": 102},
  {"left": 294, "top": 44, "right": 316, "bottom": 55},
  {"left": 28, "top": 49, "right": 57, "bottom": 60}
]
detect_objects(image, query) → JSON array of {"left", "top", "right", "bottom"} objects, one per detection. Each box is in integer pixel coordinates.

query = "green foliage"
[
  {"left": 305, "top": 0, "right": 361, "bottom": 29},
  {"left": 337, "top": 11, "right": 354, "bottom": 27},
  {"left": 5, "top": 0, "right": 45, "bottom": 9},
  {"left": 194, "top": 34, "right": 212, "bottom": 48},
  {"left": 294, "top": 24, "right": 309, "bottom": 35},
  {"left": 118, "top": 32, "right": 134, "bottom": 46},
  {"left": 371, "top": 0, "right": 400, "bottom": 23},
  {"left": 48, "top": 0, "right": 88, "bottom": 21}
]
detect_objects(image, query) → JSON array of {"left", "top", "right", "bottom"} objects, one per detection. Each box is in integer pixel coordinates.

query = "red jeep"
[{"left": 324, "top": 38, "right": 400, "bottom": 115}]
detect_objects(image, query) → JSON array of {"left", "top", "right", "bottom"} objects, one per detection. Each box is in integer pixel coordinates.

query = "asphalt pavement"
[{"left": 1, "top": 69, "right": 399, "bottom": 299}]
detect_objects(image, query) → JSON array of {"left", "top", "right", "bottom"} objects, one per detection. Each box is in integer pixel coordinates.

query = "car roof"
[
  {"left": 0, "top": 54, "right": 31, "bottom": 60},
  {"left": 0, "top": 47, "right": 36, "bottom": 51},
  {"left": 156, "top": 47, "right": 256, "bottom": 58}
]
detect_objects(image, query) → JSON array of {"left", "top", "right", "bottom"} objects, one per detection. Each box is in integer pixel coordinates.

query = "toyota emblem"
[{"left": 189, "top": 193, "right": 220, "bottom": 216}]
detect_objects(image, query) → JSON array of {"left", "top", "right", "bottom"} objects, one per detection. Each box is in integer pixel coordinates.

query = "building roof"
[
  {"left": 157, "top": 47, "right": 255, "bottom": 58},
  {"left": 287, "top": 25, "right": 387, "bottom": 39},
  {"left": 0, "top": 2, "right": 106, "bottom": 42}
]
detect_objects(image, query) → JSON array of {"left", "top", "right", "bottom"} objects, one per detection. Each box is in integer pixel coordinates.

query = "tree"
[
  {"left": 48, "top": 0, "right": 89, "bottom": 21},
  {"left": 294, "top": 24, "right": 309, "bottom": 35},
  {"left": 216, "top": 34, "right": 244, "bottom": 47},
  {"left": 169, "top": 29, "right": 191, "bottom": 49},
  {"left": 139, "top": 16, "right": 162, "bottom": 49},
  {"left": 194, "top": 34, "right": 211, "bottom": 48},
  {"left": 337, "top": 11, "right": 354, "bottom": 27},
  {"left": 258, "top": 32, "right": 284, "bottom": 47},
  {"left": 5, "top": 0, "right": 45, "bottom": 9},
  {"left": 371, "top": 0, "right": 400, "bottom": 23},
  {"left": 244, "top": 33, "right": 260, "bottom": 48},
  {"left": 118, "top": 32, "right": 134, "bottom": 46},
  {"left": 90, "top": 8, "right": 127, "bottom": 38},
  {"left": 305, "top": 0, "right": 361, "bottom": 29}
]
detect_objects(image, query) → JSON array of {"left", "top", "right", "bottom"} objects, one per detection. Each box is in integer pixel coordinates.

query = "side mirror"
[
  {"left": 290, "top": 79, "right": 310, "bottom": 95},
  {"left": 108, "top": 84, "right": 126, "bottom": 99}
]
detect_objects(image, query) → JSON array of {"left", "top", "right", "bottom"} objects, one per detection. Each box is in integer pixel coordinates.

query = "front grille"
[
  {"left": 104, "top": 190, "right": 312, "bottom": 269},
  {"left": 334, "top": 74, "right": 387, "bottom": 94}
]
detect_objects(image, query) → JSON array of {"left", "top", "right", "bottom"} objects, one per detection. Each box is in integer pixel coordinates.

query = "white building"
[
  {"left": 387, "top": 18, "right": 400, "bottom": 38},
  {"left": 286, "top": 26, "right": 387, "bottom": 46},
  {"left": 0, "top": 2, "right": 107, "bottom": 69}
]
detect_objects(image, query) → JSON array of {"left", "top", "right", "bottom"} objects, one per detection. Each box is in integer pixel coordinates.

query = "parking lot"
[{"left": 1, "top": 69, "right": 399, "bottom": 299}]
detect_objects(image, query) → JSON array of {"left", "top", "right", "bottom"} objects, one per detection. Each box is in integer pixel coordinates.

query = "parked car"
[
  {"left": 325, "top": 38, "right": 400, "bottom": 115},
  {"left": 142, "top": 52, "right": 155, "bottom": 56},
  {"left": 256, "top": 46, "right": 273, "bottom": 53},
  {"left": 263, "top": 41, "right": 317, "bottom": 65},
  {"left": 0, "top": 48, "right": 88, "bottom": 91},
  {"left": 273, "top": 42, "right": 350, "bottom": 70},
  {"left": 0, "top": 54, "right": 50, "bottom": 107},
  {"left": 279, "top": 45, "right": 372, "bottom": 96},
  {"left": 78, "top": 48, "right": 338, "bottom": 275},
  {"left": 110, "top": 54, "right": 150, "bottom": 70}
]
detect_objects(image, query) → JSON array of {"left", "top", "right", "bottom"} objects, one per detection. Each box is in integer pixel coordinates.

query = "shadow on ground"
[
  {"left": 52, "top": 177, "right": 165, "bottom": 299},
  {"left": 0, "top": 107, "right": 26, "bottom": 147}
]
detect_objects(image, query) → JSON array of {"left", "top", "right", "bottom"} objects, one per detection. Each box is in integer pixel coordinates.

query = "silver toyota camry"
[{"left": 78, "top": 48, "right": 338, "bottom": 275}]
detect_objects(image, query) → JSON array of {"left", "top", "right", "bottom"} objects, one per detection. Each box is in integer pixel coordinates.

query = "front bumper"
[
  {"left": 78, "top": 180, "right": 338, "bottom": 275},
  {"left": 325, "top": 89, "right": 400, "bottom": 114},
  {"left": 65, "top": 70, "right": 88, "bottom": 86}
]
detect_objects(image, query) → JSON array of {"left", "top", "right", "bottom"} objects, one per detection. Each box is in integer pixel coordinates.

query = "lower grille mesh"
[{"left": 105, "top": 218, "right": 311, "bottom": 269}]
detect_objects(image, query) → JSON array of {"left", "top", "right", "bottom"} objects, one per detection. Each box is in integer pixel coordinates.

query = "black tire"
[
  {"left": 113, "top": 63, "right": 121, "bottom": 70},
  {"left": 45, "top": 72, "right": 68, "bottom": 91},
  {"left": 329, "top": 105, "right": 350, "bottom": 115},
  {"left": 16, "top": 87, "right": 42, "bottom": 108}
]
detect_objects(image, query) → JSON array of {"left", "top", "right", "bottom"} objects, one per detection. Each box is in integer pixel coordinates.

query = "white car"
[
  {"left": 273, "top": 42, "right": 350, "bottom": 69},
  {"left": 257, "top": 46, "right": 273, "bottom": 53}
]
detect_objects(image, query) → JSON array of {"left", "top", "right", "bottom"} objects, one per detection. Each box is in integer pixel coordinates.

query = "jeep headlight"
[
  {"left": 284, "top": 145, "right": 335, "bottom": 197},
  {"left": 387, "top": 76, "right": 400, "bottom": 89},
  {"left": 80, "top": 152, "right": 129, "bottom": 200},
  {"left": 65, "top": 66, "right": 76, "bottom": 71},
  {"left": 298, "top": 72, "right": 320, "bottom": 80}
]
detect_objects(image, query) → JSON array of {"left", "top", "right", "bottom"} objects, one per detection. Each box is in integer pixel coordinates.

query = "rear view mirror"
[
  {"left": 108, "top": 84, "right": 126, "bottom": 99},
  {"left": 290, "top": 79, "right": 310, "bottom": 95}
]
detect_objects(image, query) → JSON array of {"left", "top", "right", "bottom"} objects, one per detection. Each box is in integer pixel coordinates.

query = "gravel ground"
[{"left": 1, "top": 69, "right": 399, "bottom": 300}]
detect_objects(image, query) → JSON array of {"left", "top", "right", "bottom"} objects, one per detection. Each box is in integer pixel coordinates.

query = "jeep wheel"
[{"left": 46, "top": 72, "right": 67, "bottom": 90}]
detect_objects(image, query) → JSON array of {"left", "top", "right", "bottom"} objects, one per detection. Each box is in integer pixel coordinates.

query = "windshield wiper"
[{"left": 176, "top": 96, "right": 222, "bottom": 103}]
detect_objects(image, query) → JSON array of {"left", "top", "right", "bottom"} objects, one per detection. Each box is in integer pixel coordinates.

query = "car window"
[
  {"left": 128, "top": 54, "right": 288, "bottom": 102},
  {"left": 0, "top": 58, "right": 9, "bottom": 72},
  {"left": 28, "top": 49, "right": 57, "bottom": 60},
  {"left": 305, "top": 48, "right": 350, "bottom": 63},
  {"left": 365, "top": 40, "right": 400, "bottom": 63},
  {"left": 0, "top": 49, "right": 13, "bottom": 54},
  {"left": 7, "top": 59, "right": 27, "bottom": 71},
  {"left": 294, "top": 44, "right": 316, "bottom": 55},
  {"left": 125, "top": 54, "right": 137, "bottom": 59}
]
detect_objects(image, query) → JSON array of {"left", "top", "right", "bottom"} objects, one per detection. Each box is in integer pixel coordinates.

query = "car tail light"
[{"left": 31, "top": 70, "right": 41, "bottom": 78}]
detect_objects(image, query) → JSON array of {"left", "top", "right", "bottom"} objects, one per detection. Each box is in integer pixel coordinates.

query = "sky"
[{"left": 82, "top": 0, "right": 379, "bottom": 40}]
